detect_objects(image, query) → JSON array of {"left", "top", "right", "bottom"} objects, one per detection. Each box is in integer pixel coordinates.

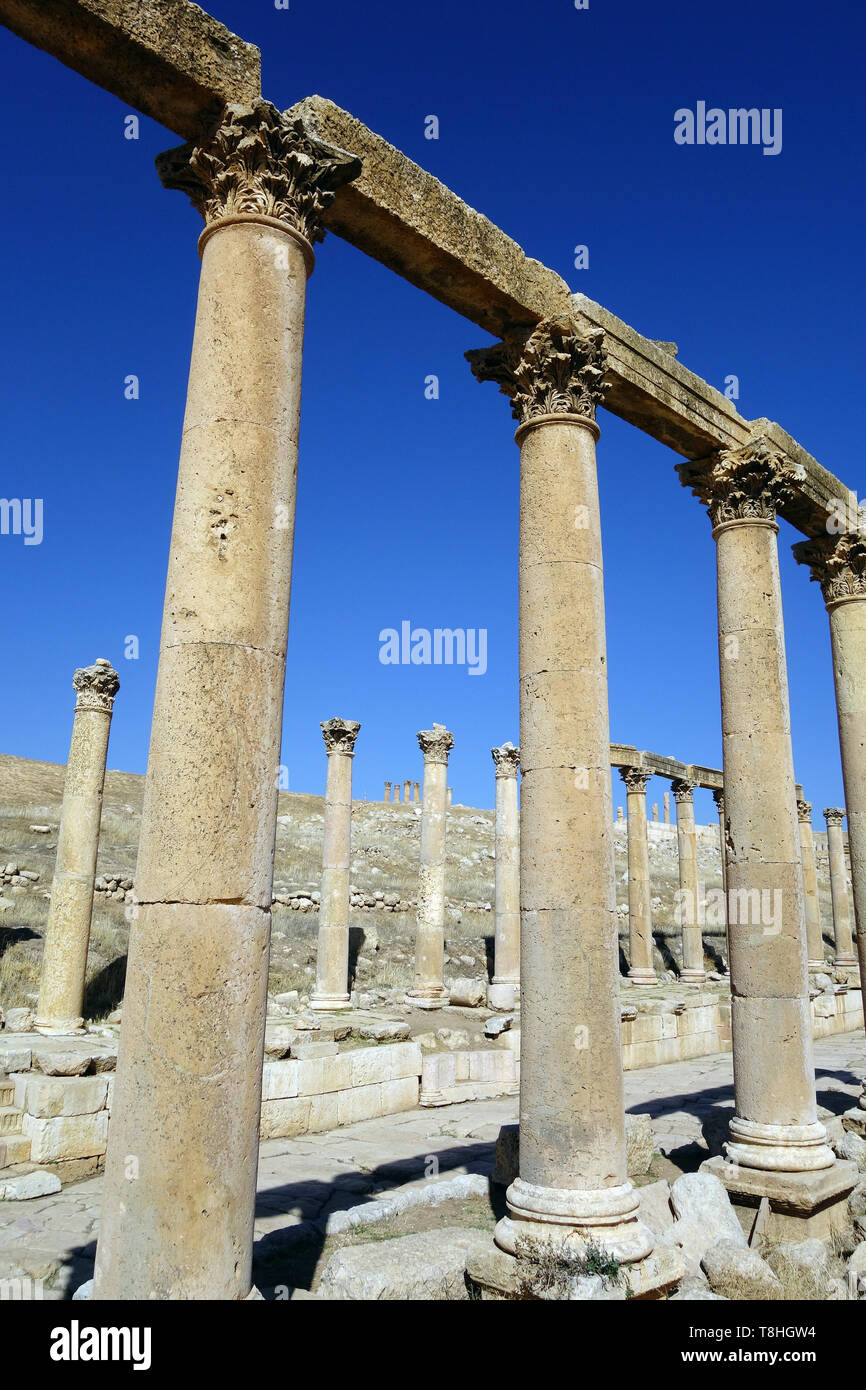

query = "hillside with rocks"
[{"left": 0, "top": 752, "right": 847, "bottom": 1023}]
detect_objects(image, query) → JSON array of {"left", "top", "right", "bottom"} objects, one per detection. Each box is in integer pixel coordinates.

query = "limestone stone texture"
[
  {"left": 679, "top": 437, "right": 838, "bottom": 1191},
  {"left": 467, "top": 315, "right": 653, "bottom": 1269},
  {"left": 35, "top": 660, "right": 119, "bottom": 1036},
  {"left": 403, "top": 779, "right": 411, "bottom": 803},
  {"left": 490, "top": 743, "right": 521, "bottom": 1008},
  {"left": 92, "top": 101, "right": 361, "bottom": 1302},
  {"left": 824, "top": 808, "right": 857, "bottom": 968},
  {"left": 383, "top": 780, "right": 391, "bottom": 803},
  {"left": 406, "top": 725, "right": 453, "bottom": 1009},
  {"left": 712, "top": 788, "right": 730, "bottom": 969},
  {"left": 310, "top": 718, "right": 360, "bottom": 1011},
  {"left": 673, "top": 779, "right": 705, "bottom": 984},
  {"left": 0, "top": 0, "right": 262, "bottom": 141},
  {"left": 620, "top": 767, "right": 656, "bottom": 984},
  {"left": 797, "top": 800, "right": 824, "bottom": 970},
  {"left": 794, "top": 530, "right": 866, "bottom": 1117},
  {"left": 664, "top": 791, "right": 671, "bottom": 825}
]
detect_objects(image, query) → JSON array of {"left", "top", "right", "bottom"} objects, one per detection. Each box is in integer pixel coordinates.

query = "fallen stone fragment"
[
  {"left": 318, "top": 1227, "right": 492, "bottom": 1300},
  {"left": 701, "top": 1240, "right": 781, "bottom": 1300}
]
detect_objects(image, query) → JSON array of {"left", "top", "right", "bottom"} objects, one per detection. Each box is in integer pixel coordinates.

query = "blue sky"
[{"left": 0, "top": 0, "right": 863, "bottom": 824}]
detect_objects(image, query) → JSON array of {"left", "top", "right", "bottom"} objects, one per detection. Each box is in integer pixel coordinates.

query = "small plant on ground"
[{"left": 514, "top": 1234, "right": 623, "bottom": 1299}]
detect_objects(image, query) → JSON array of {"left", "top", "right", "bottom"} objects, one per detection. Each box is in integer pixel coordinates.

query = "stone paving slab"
[{"left": 0, "top": 1031, "right": 861, "bottom": 1297}]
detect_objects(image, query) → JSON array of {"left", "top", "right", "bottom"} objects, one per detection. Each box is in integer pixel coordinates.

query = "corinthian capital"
[
  {"left": 320, "top": 717, "right": 361, "bottom": 755},
  {"left": 491, "top": 742, "right": 521, "bottom": 777},
  {"left": 417, "top": 723, "right": 454, "bottom": 764},
  {"left": 796, "top": 799, "right": 812, "bottom": 823},
  {"left": 677, "top": 436, "right": 804, "bottom": 528},
  {"left": 620, "top": 766, "right": 650, "bottom": 794},
  {"left": 824, "top": 807, "right": 845, "bottom": 828},
  {"left": 792, "top": 531, "right": 866, "bottom": 607},
  {"left": 157, "top": 100, "right": 361, "bottom": 245},
  {"left": 465, "top": 316, "right": 608, "bottom": 426},
  {"left": 671, "top": 778, "right": 695, "bottom": 804},
  {"left": 73, "top": 658, "right": 119, "bottom": 713}
]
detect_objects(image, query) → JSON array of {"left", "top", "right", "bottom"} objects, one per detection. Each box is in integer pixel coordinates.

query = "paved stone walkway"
[{"left": 2, "top": 1030, "right": 863, "bottom": 1297}]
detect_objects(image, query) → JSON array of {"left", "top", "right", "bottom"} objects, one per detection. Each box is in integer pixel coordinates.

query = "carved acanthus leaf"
[
  {"left": 73, "top": 659, "right": 119, "bottom": 711},
  {"left": 466, "top": 316, "right": 609, "bottom": 425},
  {"left": 417, "top": 724, "right": 454, "bottom": 763},
  {"left": 491, "top": 742, "right": 521, "bottom": 776},
  {"left": 321, "top": 717, "right": 361, "bottom": 754},
  {"left": 793, "top": 531, "right": 866, "bottom": 606},
  {"left": 157, "top": 100, "right": 361, "bottom": 245},
  {"left": 620, "top": 766, "right": 650, "bottom": 794},
  {"left": 678, "top": 436, "right": 804, "bottom": 527}
]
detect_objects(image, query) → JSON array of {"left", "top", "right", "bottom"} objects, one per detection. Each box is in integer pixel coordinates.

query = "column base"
[
  {"left": 834, "top": 953, "right": 858, "bottom": 969},
  {"left": 494, "top": 1176, "right": 654, "bottom": 1264},
  {"left": 678, "top": 970, "right": 707, "bottom": 985},
  {"left": 701, "top": 1154, "right": 858, "bottom": 1242},
  {"left": 487, "top": 981, "right": 518, "bottom": 1010},
  {"left": 308, "top": 994, "right": 352, "bottom": 1012},
  {"left": 466, "top": 1232, "right": 683, "bottom": 1301},
  {"left": 626, "top": 967, "right": 658, "bottom": 985},
  {"left": 723, "top": 1116, "right": 836, "bottom": 1173},
  {"left": 34, "top": 1017, "right": 86, "bottom": 1036},
  {"left": 405, "top": 986, "right": 449, "bottom": 1010},
  {"left": 807, "top": 959, "right": 827, "bottom": 972}
]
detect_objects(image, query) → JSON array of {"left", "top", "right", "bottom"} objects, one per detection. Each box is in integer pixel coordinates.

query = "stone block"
[
  {"left": 320, "top": 1053, "right": 354, "bottom": 1093},
  {"left": 261, "top": 1059, "right": 299, "bottom": 1102},
  {"left": 351, "top": 1042, "right": 421, "bottom": 1087},
  {"left": 337, "top": 1083, "right": 382, "bottom": 1126},
  {"left": 259, "top": 1096, "right": 311, "bottom": 1140},
  {"left": 379, "top": 1076, "right": 419, "bottom": 1115},
  {"left": 13, "top": 1074, "right": 108, "bottom": 1118},
  {"left": 21, "top": 1110, "right": 108, "bottom": 1163},
  {"left": 307, "top": 1092, "right": 339, "bottom": 1133},
  {"left": 318, "top": 1227, "right": 492, "bottom": 1300}
]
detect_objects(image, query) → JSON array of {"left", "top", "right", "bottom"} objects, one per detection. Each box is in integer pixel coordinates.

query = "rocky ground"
[{"left": 0, "top": 752, "right": 849, "bottom": 1023}]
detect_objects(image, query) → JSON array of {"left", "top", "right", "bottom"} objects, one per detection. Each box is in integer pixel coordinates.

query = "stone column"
[
  {"left": 394, "top": 783, "right": 401, "bottom": 803},
  {"left": 824, "top": 809, "right": 857, "bottom": 968},
  {"left": 311, "top": 718, "right": 360, "bottom": 1011},
  {"left": 413, "top": 781, "right": 420, "bottom": 803},
  {"left": 664, "top": 792, "right": 671, "bottom": 825},
  {"left": 712, "top": 788, "right": 731, "bottom": 973},
  {"left": 406, "top": 724, "right": 453, "bottom": 1008},
  {"left": 447, "top": 788, "right": 453, "bottom": 808},
  {"left": 402, "top": 778, "right": 410, "bottom": 804},
  {"left": 35, "top": 659, "right": 120, "bottom": 1036},
  {"left": 679, "top": 439, "right": 842, "bottom": 1200},
  {"left": 490, "top": 743, "right": 521, "bottom": 1008},
  {"left": 620, "top": 767, "right": 655, "bottom": 984},
  {"left": 93, "top": 103, "right": 360, "bottom": 1301},
  {"left": 467, "top": 317, "right": 652, "bottom": 1267},
  {"left": 794, "top": 532, "right": 866, "bottom": 1123},
  {"left": 650, "top": 803, "right": 658, "bottom": 821},
  {"left": 673, "top": 779, "right": 705, "bottom": 983},
  {"left": 797, "top": 799, "right": 824, "bottom": 970},
  {"left": 384, "top": 781, "right": 391, "bottom": 804}
]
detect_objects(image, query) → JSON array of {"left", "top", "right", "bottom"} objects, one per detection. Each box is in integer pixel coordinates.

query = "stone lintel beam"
[
  {"left": 285, "top": 95, "right": 573, "bottom": 339},
  {"left": 0, "top": 0, "right": 261, "bottom": 140},
  {"left": 609, "top": 744, "right": 722, "bottom": 792}
]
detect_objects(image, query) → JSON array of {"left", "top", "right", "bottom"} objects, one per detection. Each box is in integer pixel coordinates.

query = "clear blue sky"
[{"left": 0, "top": 0, "right": 863, "bottom": 825}]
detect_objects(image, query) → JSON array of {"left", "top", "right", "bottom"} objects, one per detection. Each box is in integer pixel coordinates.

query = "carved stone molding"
[
  {"left": 491, "top": 742, "right": 521, "bottom": 778},
  {"left": 320, "top": 717, "right": 361, "bottom": 755},
  {"left": 671, "top": 778, "right": 695, "bottom": 804},
  {"left": 824, "top": 807, "right": 846, "bottom": 828},
  {"left": 793, "top": 531, "right": 866, "bottom": 608},
  {"left": 73, "top": 659, "right": 119, "bottom": 714},
  {"left": 465, "top": 316, "right": 608, "bottom": 426},
  {"left": 157, "top": 99, "right": 361, "bottom": 245},
  {"left": 797, "top": 799, "right": 813, "bottom": 823},
  {"left": 677, "top": 436, "right": 804, "bottom": 529},
  {"left": 712, "top": 788, "right": 725, "bottom": 813},
  {"left": 620, "top": 766, "right": 650, "bottom": 795},
  {"left": 417, "top": 724, "right": 454, "bottom": 764}
]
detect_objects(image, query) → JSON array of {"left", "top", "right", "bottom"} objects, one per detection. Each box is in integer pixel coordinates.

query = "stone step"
[
  {"left": 0, "top": 1162, "right": 61, "bottom": 1200},
  {"left": 0, "top": 1106, "right": 23, "bottom": 1136},
  {"left": 0, "top": 1133, "right": 32, "bottom": 1167},
  {"left": 0, "top": 1082, "right": 13, "bottom": 1107}
]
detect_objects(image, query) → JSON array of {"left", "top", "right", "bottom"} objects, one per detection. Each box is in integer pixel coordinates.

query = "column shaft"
[
  {"left": 797, "top": 803, "right": 824, "bottom": 969},
  {"left": 311, "top": 719, "right": 359, "bottom": 1010},
  {"left": 827, "top": 597, "right": 866, "bottom": 990},
  {"left": 407, "top": 725, "right": 453, "bottom": 1007},
  {"left": 621, "top": 769, "right": 655, "bottom": 983},
  {"left": 674, "top": 782, "right": 705, "bottom": 983},
  {"left": 825, "top": 811, "right": 856, "bottom": 967},
  {"left": 491, "top": 745, "right": 520, "bottom": 1006},
  {"left": 36, "top": 661, "right": 119, "bottom": 1035}
]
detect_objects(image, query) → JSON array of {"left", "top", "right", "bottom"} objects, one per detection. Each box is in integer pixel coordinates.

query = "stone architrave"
[
  {"left": 678, "top": 439, "right": 847, "bottom": 1202},
  {"left": 823, "top": 809, "right": 857, "bottom": 968},
  {"left": 406, "top": 724, "right": 454, "bottom": 1008},
  {"left": 620, "top": 767, "right": 656, "bottom": 984},
  {"left": 490, "top": 743, "right": 521, "bottom": 1008},
  {"left": 796, "top": 800, "right": 824, "bottom": 970},
  {"left": 466, "top": 316, "right": 654, "bottom": 1269},
  {"left": 672, "top": 779, "right": 705, "bottom": 984},
  {"left": 93, "top": 101, "right": 361, "bottom": 1302},
  {"left": 35, "top": 660, "right": 120, "bottom": 1036},
  {"left": 311, "top": 718, "right": 360, "bottom": 1011}
]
